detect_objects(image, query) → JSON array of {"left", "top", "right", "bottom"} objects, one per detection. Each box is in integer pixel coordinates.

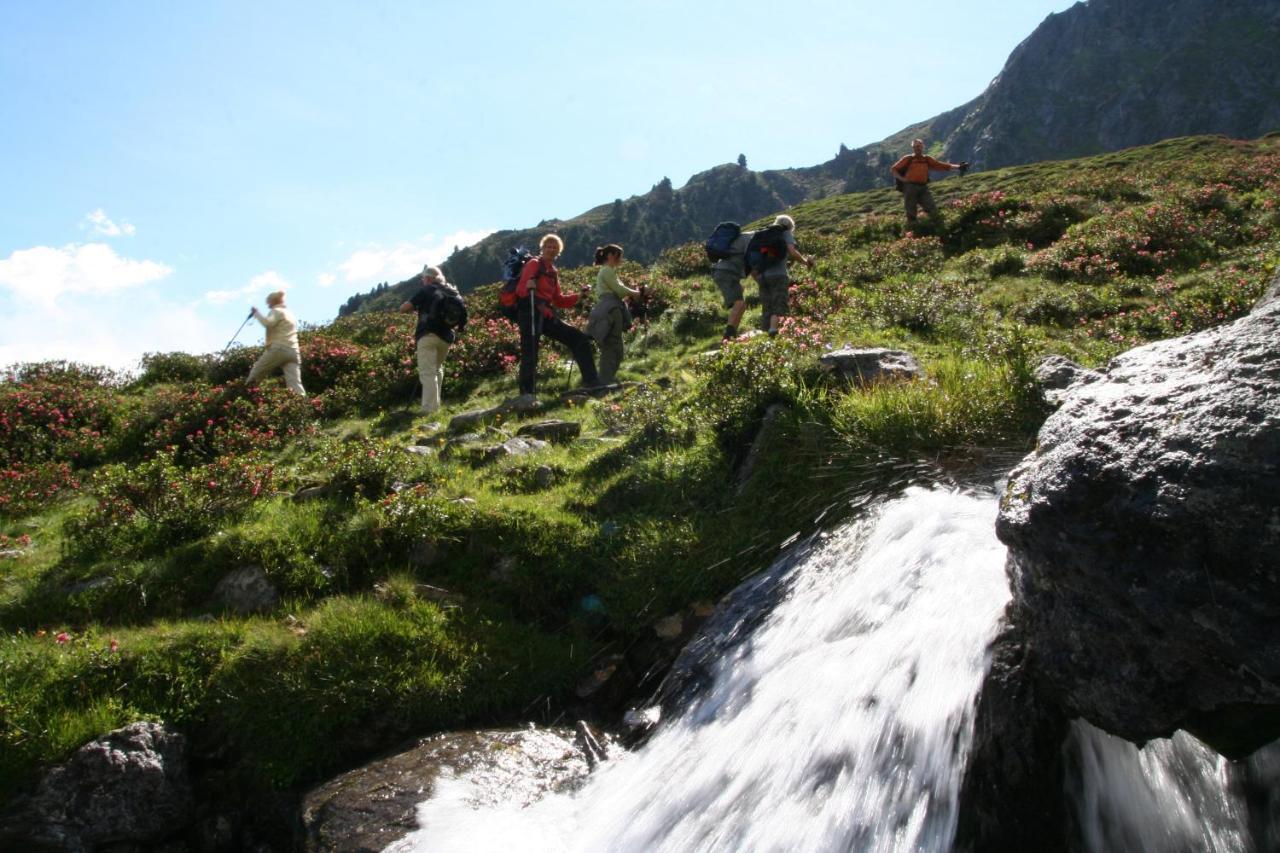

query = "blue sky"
[{"left": 0, "top": 0, "right": 1077, "bottom": 369}]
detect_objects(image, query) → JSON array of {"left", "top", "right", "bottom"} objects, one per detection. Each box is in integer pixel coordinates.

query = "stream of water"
[
  {"left": 384, "top": 485, "right": 1273, "bottom": 852},
  {"left": 390, "top": 487, "right": 1011, "bottom": 852}
]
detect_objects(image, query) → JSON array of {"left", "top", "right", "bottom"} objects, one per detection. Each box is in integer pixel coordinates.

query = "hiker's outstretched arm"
[
  {"left": 787, "top": 244, "right": 814, "bottom": 267},
  {"left": 398, "top": 301, "right": 414, "bottom": 314}
]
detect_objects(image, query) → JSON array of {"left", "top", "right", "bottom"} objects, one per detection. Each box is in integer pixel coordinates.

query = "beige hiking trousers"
[
  {"left": 247, "top": 344, "right": 305, "bottom": 395},
  {"left": 416, "top": 333, "right": 451, "bottom": 414}
]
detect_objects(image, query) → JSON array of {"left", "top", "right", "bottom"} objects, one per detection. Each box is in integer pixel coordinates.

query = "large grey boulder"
[
  {"left": 997, "top": 300, "right": 1280, "bottom": 757},
  {"left": 1, "top": 722, "right": 193, "bottom": 852},
  {"left": 819, "top": 347, "right": 921, "bottom": 388},
  {"left": 1032, "top": 354, "right": 1103, "bottom": 406},
  {"left": 301, "top": 728, "right": 595, "bottom": 853}
]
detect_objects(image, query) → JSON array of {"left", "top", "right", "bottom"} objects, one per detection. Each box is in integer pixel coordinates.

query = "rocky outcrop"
[
  {"left": 954, "top": 616, "right": 1070, "bottom": 852},
  {"left": 301, "top": 728, "right": 596, "bottom": 853},
  {"left": 1032, "top": 354, "right": 1103, "bottom": 407},
  {"left": 997, "top": 298, "right": 1280, "bottom": 757},
  {"left": 819, "top": 347, "right": 922, "bottom": 388},
  {"left": 1, "top": 722, "right": 193, "bottom": 853}
]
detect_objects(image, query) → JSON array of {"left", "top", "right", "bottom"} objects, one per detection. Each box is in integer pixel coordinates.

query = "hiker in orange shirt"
[{"left": 890, "top": 139, "right": 969, "bottom": 223}]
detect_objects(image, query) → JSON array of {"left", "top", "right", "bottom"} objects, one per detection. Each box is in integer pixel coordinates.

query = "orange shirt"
[{"left": 892, "top": 154, "right": 951, "bottom": 184}]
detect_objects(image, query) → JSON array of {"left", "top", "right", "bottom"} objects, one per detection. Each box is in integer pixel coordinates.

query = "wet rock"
[
  {"left": 819, "top": 347, "right": 922, "bottom": 387},
  {"left": 477, "top": 437, "right": 548, "bottom": 467},
  {"left": 653, "top": 614, "right": 684, "bottom": 641},
  {"left": 997, "top": 301, "right": 1280, "bottom": 757},
  {"left": 517, "top": 420, "right": 582, "bottom": 443},
  {"left": 653, "top": 537, "right": 817, "bottom": 719},
  {"left": 1, "top": 722, "right": 193, "bottom": 853},
  {"left": 574, "top": 653, "right": 627, "bottom": 701},
  {"left": 955, "top": 615, "right": 1070, "bottom": 852},
  {"left": 301, "top": 728, "right": 592, "bottom": 853},
  {"left": 1032, "top": 354, "right": 1103, "bottom": 406},
  {"left": 211, "top": 566, "right": 279, "bottom": 615}
]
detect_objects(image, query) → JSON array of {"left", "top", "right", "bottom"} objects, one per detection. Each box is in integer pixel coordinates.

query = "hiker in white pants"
[
  {"left": 398, "top": 266, "right": 467, "bottom": 414},
  {"left": 247, "top": 290, "right": 306, "bottom": 395}
]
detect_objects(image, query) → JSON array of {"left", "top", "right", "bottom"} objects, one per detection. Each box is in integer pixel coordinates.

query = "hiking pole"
[{"left": 220, "top": 309, "right": 255, "bottom": 357}]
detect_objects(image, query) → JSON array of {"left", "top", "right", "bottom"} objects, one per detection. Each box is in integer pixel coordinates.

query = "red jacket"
[{"left": 515, "top": 258, "right": 579, "bottom": 316}]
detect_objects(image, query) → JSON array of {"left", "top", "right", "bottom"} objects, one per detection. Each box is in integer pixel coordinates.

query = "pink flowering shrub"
[
  {"left": 0, "top": 362, "right": 122, "bottom": 466},
  {"left": 124, "top": 383, "right": 317, "bottom": 464},
  {"left": 0, "top": 462, "right": 81, "bottom": 519},
  {"left": 298, "top": 334, "right": 365, "bottom": 393},
  {"left": 1027, "top": 198, "right": 1243, "bottom": 282},
  {"left": 67, "top": 448, "right": 276, "bottom": 557}
]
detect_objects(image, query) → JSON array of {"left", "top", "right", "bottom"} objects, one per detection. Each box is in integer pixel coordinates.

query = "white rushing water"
[
  {"left": 387, "top": 487, "right": 1012, "bottom": 853},
  {"left": 1070, "top": 721, "right": 1253, "bottom": 853}
]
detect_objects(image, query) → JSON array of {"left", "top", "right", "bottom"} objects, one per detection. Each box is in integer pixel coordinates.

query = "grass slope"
[{"left": 1, "top": 134, "right": 1277, "bottom": 818}]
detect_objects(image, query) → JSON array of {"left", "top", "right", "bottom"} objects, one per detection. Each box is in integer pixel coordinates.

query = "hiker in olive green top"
[
  {"left": 586, "top": 244, "right": 641, "bottom": 385},
  {"left": 890, "top": 138, "right": 969, "bottom": 223}
]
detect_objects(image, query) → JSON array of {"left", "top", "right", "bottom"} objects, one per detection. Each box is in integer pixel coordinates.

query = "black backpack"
[
  {"left": 430, "top": 288, "right": 467, "bottom": 329},
  {"left": 705, "top": 221, "right": 742, "bottom": 261},
  {"left": 744, "top": 225, "right": 790, "bottom": 274},
  {"left": 498, "top": 247, "right": 537, "bottom": 322}
]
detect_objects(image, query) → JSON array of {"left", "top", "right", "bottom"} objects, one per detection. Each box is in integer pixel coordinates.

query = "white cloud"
[
  {"left": 84, "top": 209, "right": 136, "bottom": 237},
  {"left": 203, "top": 270, "right": 292, "bottom": 305},
  {"left": 330, "top": 228, "right": 494, "bottom": 286},
  {"left": 316, "top": 272, "right": 337, "bottom": 288},
  {"left": 0, "top": 295, "right": 227, "bottom": 373},
  {"left": 0, "top": 243, "right": 173, "bottom": 307}
]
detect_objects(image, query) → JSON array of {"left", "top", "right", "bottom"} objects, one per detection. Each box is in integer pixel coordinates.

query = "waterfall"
[
  {"left": 387, "top": 487, "right": 1012, "bottom": 853},
  {"left": 1068, "top": 721, "right": 1278, "bottom": 853}
]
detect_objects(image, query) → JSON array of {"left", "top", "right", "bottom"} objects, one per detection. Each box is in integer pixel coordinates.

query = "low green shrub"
[{"left": 66, "top": 450, "right": 276, "bottom": 559}]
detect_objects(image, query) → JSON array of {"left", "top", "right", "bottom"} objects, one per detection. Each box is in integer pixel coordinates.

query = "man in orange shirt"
[{"left": 890, "top": 139, "right": 968, "bottom": 223}]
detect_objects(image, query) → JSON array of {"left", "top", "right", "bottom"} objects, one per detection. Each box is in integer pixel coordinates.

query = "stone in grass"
[
  {"left": 533, "top": 465, "right": 556, "bottom": 488},
  {"left": 1, "top": 722, "right": 194, "bottom": 853},
  {"left": 477, "top": 436, "right": 548, "bottom": 467},
  {"left": 819, "top": 347, "right": 922, "bottom": 388},
  {"left": 448, "top": 406, "right": 505, "bottom": 433},
  {"left": 292, "top": 483, "right": 335, "bottom": 502},
  {"left": 211, "top": 565, "right": 279, "bottom": 615},
  {"left": 404, "top": 445, "right": 436, "bottom": 457},
  {"left": 517, "top": 420, "right": 582, "bottom": 443}
]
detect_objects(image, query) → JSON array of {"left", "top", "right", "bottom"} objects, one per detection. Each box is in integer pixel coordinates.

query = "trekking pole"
[{"left": 220, "top": 309, "right": 255, "bottom": 357}]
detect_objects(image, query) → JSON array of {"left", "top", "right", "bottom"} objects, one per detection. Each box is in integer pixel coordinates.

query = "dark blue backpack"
[
  {"left": 705, "top": 221, "right": 742, "bottom": 261},
  {"left": 498, "top": 247, "right": 537, "bottom": 321},
  {"left": 745, "top": 225, "right": 790, "bottom": 274}
]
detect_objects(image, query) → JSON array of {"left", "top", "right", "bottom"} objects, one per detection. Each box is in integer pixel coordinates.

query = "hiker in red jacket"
[
  {"left": 890, "top": 139, "right": 969, "bottom": 223},
  {"left": 514, "top": 233, "right": 600, "bottom": 400}
]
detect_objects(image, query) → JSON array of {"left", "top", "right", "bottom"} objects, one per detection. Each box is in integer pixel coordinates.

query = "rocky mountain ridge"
[{"left": 338, "top": 0, "right": 1280, "bottom": 310}]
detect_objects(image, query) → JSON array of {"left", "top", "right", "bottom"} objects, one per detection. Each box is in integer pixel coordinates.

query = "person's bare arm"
[
  {"left": 398, "top": 301, "right": 415, "bottom": 314},
  {"left": 788, "top": 243, "right": 815, "bottom": 268}
]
